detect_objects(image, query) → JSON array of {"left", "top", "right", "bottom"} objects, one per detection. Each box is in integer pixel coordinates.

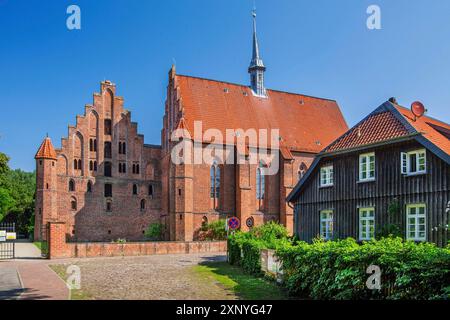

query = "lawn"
[
  {"left": 49, "top": 264, "right": 93, "bottom": 300},
  {"left": 192, "top": 261, "right": 289, "bottom": 300}
]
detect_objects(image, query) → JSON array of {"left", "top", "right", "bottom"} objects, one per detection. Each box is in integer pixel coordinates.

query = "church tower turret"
[{"left": 248, "top": 10, "right": 266, "bottom": 97}]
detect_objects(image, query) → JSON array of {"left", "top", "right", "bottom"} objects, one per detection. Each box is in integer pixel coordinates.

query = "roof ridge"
[{"left": 176, "top": 74, "right": 337, "bottom": 102}]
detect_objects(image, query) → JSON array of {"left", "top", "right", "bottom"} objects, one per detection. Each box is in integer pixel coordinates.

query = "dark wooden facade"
[{"left": 292, "top": 140, "right": 449, "bottom": 247}]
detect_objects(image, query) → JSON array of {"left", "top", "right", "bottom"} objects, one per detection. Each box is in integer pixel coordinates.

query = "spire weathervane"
[{"left": 248, "top": 8, "right": 266, "bottom": 97}]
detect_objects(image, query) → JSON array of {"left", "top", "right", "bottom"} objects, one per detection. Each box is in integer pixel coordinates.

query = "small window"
[
  {"left": 104, "top": 119, "right": 112, "bottom": 135},
  {"left": 46, "top": 183, "right": 49, "bottom": 189},
  {"left": 73, "top": 159, "right": 78, "bottom": 170},
  {"left": 401, "top": 149, "right": 427, "bottom": 175},
  {"left": 140, "top": 199, "right": 146, "bottom": 211},
  {"left": 320, "top": 210, "right": 333, "bottom": 240},
  {"left": 406, "top": 204, "right": 426, "bottom": 241},
  {"left": 87, "top": 181, "right": 92, "bottom": 193},
  {"left": 148, "top": 184, "right": 154, "bottom": 197},
  {"left": 106, "top": 200, "right": 112, "bottom": 212},
  {"left": 118, "top": 163, "right": 122, "bottom": 173},
  {"left": 320, "top": 165, "right": 333, "bottom": 187},
  {"left": 136, "top": 164, "right": 140, "bottom": 174},
  {"left": 122, "top": 142, "right": 126, "bottom": 155},
  {"left": 359, "top": 207, "right": 375, "bottom": 240},
  {"left": 71, "top": 197, "right": 77, "bottom": 211},
  {"left": 90, "top": 161, "right": 93, "bottom": 171},
  {"left": 122, "top": 163, "right": 126, "bottom": 173},
  {"left": 132, "top": 164, "right": 136, "bottom": 174},
  {"left": 104, "top": 142, "right": 112, "bottom": 159},
  {"left": 118, "top": 142, "right": 122, "bottom": 154},
  {"left": 69, "top": 179, "right": 75, "bottom": 192},
  {"left": 133, "top": 184, "right": 138, "bottom": 195},
  {"left": 94, "top": 161, "right": 98, "bottom": 171},
  {"left": 104, "top": 183, "right": 112, "bottom": 197},
  {"left": 359, "top": 153, "right": 375, "bottom": 181},
  {"left": 94, "top": 139, "right": 97, "bottom": 152},
  {"left": 90, "top": 139, "right": 94, "bottom": 152},
  {"left": 78, "top": 159, "right": 82, "bottom": 171},
  {"left": 104, "top": 162, "right": 112, "bottom": 177}
]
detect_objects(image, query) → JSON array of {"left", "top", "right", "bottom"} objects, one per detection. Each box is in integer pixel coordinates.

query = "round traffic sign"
[{"left": 228, "top": 217, "right": 240, "bottom": 230}]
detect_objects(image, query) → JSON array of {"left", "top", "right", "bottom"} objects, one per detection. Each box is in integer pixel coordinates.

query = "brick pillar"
[
  {"left": 236, "top": 162, "right": 252, "bottom": 232},
  {"left": 48, "top": 222, "right": 71, "bottom": 259},
  {"left": 279, "top": 158, "right": 294, "bottom": 235}
]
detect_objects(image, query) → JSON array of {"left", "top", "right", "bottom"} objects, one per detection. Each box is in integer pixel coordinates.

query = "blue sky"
[{"left": 1, "top": 0, "right": 449, "bottom": 171}]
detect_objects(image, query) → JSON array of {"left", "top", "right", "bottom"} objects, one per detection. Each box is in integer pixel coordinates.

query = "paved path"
[{"left": 0, "top": 242, "right": 69, "bottom": 300}]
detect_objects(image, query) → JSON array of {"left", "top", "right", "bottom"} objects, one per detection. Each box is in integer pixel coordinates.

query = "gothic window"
[
  {"left": 104, "top": 161, "right": 112, "bottom": 177},
  {"left": 71, "top": 197, "right": 77, "bottom": 211},
  {"left": 104, "top": 119, "right": 112, "bottom": 135},
  {"left": 140, "top": 199, "right": 146, "bottom": 211},
  {"left": 104, "top": 142, "right": 112, "bottom": 159},
  {"left": 256, "top": 163, "right": 265, "bottom": 200},
  {"left": 69, "top": 179, "right": 75, "bottom": 192},
  {"left": 87, "top": 181, "right": 92, "bottom": 193},
  {"left": 133, "top": 184, "right": 138, "bottom": 195},
  {"left": 210, "top": 162, "right": 220, "bottom": 199},
  {"left": 104, "top": 183, "right": 112, "bottom": 197},
  {"left": 148, "top": 184, "right": 154, "bottom": 198}
]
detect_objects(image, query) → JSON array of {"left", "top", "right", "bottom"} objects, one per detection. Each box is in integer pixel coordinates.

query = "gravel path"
[{"left": 50, "top": 253, "right": 235, "bottom": 300}]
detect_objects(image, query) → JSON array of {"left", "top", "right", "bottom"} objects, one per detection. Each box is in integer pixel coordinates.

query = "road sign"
[
  {"left": 228, "top": 217, "right": 240, "bottom": 230},
  {"left": 0, "top": 230, "right": 6, "bottom": 242}
]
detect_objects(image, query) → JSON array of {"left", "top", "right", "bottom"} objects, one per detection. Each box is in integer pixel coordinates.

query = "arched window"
[
  {"left": 71, "top": 197, "right": 77, "bottom": 211},
  {"left": 148, "top": 184, "right": 154, "bottom": 198},
  {"left": 298, "top": 162, "right": 308, "bottom": 180},
  {"left": 69, "top": 179, "right": 75, "bottom": 192},
  {"left": 106, "top": 199, "right": 112, "bottom": 212},
  {"left": 256, "top": 163, "right": 265, "bottom": 200},
  {"left": 78, "top": 159, "right": 82, "bottom": 171},
  {"left": 89, "top": 139, "right": 94, "bottom": 152},
  {"left": 87, "top": 181, "right": 92, "bottom": 193},
  {"left": 118, "top": 142, "right": 122, "bottom": 154},
  {"left": 133, "top": 184, "right": 138, "bottom": 195},
  {"left": 89, "top": 161, "right": 93, "bottom": 171},
  {"left": 104, "top": 142, "right": 112, "bottom": 158},
  {"left": 122, "top": 142, "right": 126, "bottom": 155},
  {"left": 94, "top": 161, "right": 97, "bottom": 171},
  {"left": 136, "top": 164, "right": 140, "bottom": 174},
  {"left": 94, "top": 139, "right": 97, "bottom": 152},
  {"left": 118, "top": 163, "right": 122, "bottom": 173},
  {"left": 210, "top": 162, "right": 220, "bottom": 199},
  {"left": 132, "top": 164, "right": 136, "bottom": 174},
  {"left": 140, "top": 199, "right": 146, "bottom": 211},
  {"left": 74, "top": 159, "right": 78, "bottom": 170}
]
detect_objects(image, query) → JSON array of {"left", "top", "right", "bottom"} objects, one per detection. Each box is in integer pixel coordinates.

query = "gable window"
[
  {"left": 69, "top": 179, "right": 75, "bottom": 192},
  {"left": 359, "top": 153, "right": 375, "bottom": 181},
  {"left": 406, "top": 204, "right": 426, "bottom": 241},
  {"left": 401, "top": 149, "right": 426, "bottom": 175},
  {"left": 320, "top": 210, "right": 333, "bottom": 240},
  {"left": 359, "top": 207, "right": 375, "bottom": 240},
  {"left": 104, "top": 183, "right": 112, "bottom": 198},
  {"left": 104, "top": 161, "right": 112, "bottom": 177},
  {"left": 104, "top": 119, "right": 112, "bottom": 135},
  {"left": 320, "top": 165, "right": 333, "bottom": 187}
]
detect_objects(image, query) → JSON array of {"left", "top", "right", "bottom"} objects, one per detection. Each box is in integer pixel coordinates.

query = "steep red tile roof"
[
  {"left": 394, "top": 105, "right": 450, "bottom": 157},
  {"left": 324, "top": 110, "right": 411, "bottom": 153},
  {"left": 176, "top": 75, "right": 348, "bottom": 153},
  {"left": 35, "top": 137, "right": 57, "bottom": 160}
]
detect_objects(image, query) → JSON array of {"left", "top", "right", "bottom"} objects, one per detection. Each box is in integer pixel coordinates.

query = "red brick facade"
[{"left": 35, "top": 69, "right": 348, "bottom": 243}]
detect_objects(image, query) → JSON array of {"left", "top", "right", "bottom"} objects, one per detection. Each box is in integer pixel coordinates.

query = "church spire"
[{"left": 248, "top": 10, "right": 266, "bottom": 97}]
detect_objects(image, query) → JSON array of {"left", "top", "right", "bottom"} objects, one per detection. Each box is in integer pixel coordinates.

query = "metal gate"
[{"left": 0, "top": 223, "right": 15, "bottom": 259}]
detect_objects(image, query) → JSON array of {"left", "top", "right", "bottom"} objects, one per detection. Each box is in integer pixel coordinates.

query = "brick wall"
[{"left": 48, "top": 222, "right": 227, "bottom": 259}]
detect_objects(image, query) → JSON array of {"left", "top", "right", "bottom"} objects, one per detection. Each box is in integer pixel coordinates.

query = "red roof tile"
[
  {"left": 325, "top": 111, "right": 411, "bottom": 152},
  {"left": 394, "top": 105, "right": 450, "bottom": 157},
  {"left": 35, "top": 137, "right": 57, "bottom": 160},
  {"left": 176, "top": 75, "right": 348, "bottom": 153}
]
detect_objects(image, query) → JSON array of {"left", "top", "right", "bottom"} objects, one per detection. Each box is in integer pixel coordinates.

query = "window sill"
[
  {"left": 319, "top": 184, "right": 334, "bottom": 189},
  {"left": 404, "top": 172, "right": 427, "bottom": 177},
  {"left": 357, "top": 179, "right": 375, "bottom": 184}
]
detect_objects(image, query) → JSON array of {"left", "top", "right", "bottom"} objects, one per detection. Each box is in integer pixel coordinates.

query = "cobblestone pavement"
[{"left": 50, "top": 253, "right": 235, "bottom": 300}]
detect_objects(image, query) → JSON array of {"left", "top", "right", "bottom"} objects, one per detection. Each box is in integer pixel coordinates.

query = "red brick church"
[{"left": 34, "top": 13, "right": 348, "bottom": 242}]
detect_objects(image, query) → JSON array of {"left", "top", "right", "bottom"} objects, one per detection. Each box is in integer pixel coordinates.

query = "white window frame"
[
  {"left": 358, "top": 207, "right": 375, "bottom": 241},
  {"left": 359, "top": 152, "right": 375, "bottom": 182},
  {"left": 406, "top": 204, "right": 427, "bottom": 242},
  {"left": 320, "top": 165, "right": 334, "bottom": 187},
  {"left": 401, "top": 149, "right": 427, "bottom": 176},
  {"left": 320, "top": 210, "right": 333, "bottom": 240}
]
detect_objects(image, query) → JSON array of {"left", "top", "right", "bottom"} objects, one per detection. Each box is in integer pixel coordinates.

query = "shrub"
[
  {"left": 144, "top": 223, "right": 164, "bottom": 241},
  {"left": 197, "top": 219, "right": 227, "bottom": 241}
]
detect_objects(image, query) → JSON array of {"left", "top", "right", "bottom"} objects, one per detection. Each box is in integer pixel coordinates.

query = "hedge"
[{"left": 228, "top": 222, "right": 450, "bottom": 300}]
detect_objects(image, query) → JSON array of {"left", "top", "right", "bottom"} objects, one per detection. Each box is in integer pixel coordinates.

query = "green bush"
[
  {"left": 276, "top": 237, "right": 450, "bottom": 300},
  {"left": 144, "top": 223, "right": 164, "bottom": 241},
  {"left": 198, "top": 219, "right": 227, "bottom": 241}
]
